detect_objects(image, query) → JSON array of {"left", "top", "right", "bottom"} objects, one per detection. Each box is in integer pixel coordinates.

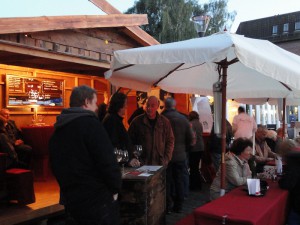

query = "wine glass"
[
  {"left": 114, "top": 148, "right": 123, "bottom": 163},
  {"left": 121, "top": 150, "right": 129, "bottom": 176},
  {"left": 133, "top": 145, "right": 143, "bottom": 160},
  {"left": 37, "top": 115, "right": 44, "bottom": 124}
]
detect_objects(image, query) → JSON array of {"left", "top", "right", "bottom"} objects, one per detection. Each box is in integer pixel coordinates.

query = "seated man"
[
  {"left": 0, "top": 116, "right": 18, "bottom": 169},
  {"left": 0, "top": 108, "right": 32, "bottom": 169},
  {"left": 254, "top": 126, "right": 276, "bottom": 174}
]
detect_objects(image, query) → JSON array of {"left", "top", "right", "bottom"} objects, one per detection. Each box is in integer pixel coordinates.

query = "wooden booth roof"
[{"left": 0, "top": 0, "right": 159, "bottom": 76}]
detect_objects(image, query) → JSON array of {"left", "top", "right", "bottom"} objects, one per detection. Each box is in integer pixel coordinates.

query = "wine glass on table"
[
  {"left": 121, "top": 149, "right": 129, "bottom": 176},
  {"left": 133, "top": 145, "right": 143, "bottom": 160},
  {"left": 114, "top": 148, "right": 123, "bottom": 163}
]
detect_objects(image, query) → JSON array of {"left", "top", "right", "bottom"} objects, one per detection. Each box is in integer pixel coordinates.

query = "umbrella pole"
[
  {"left": 220, "top": 64, "right": 228, "bottom": 196},
  {"left": 282, "top": 98, "right": 286, "bottom": 139}
]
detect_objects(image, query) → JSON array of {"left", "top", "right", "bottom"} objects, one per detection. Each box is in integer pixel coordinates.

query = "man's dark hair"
[
  {"left": 230, "top": 138, "right": 253, "bottom": 156},
  {"left": 108, "top": 92, "right": 127, "bottom": 114},
  {"left": 164, "top": 97, "right": 176, "bottom": 110},
  {"left": 70, "top": 85, "right": 97, "bottom": 107},
  {"left": 238, "top": 106, "right": 245, "bottom": 113}
]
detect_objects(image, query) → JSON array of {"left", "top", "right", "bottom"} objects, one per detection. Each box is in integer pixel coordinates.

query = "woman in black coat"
[
  {"left": 102, "top": 92, "right": 130, "bottom": 151},
  {"left": 188, "top": 111, "right": 205, "bottom": 190}
]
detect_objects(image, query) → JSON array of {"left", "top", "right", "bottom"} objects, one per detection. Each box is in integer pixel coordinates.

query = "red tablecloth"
[
  {"left": 21, "top": 125, "right": 54, "bottom": 180},
  {"left": 194, "top": 181, "right": 289, "bottom": 225}
]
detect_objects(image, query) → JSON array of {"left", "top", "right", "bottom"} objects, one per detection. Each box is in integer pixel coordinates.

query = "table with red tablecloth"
[
  {"left": 194, "top": 181, "right": 289, "bottom": 225},
  {"left": 21, "top": 125, "right": 54, "bottom": 181}
]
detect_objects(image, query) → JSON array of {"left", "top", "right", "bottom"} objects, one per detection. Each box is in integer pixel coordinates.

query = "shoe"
[
  {"left": 166, "top": 209, "right": 172, "bottom": 215},
  {"left": 173, "top": 206, "right": 183, "bottom": 213}
]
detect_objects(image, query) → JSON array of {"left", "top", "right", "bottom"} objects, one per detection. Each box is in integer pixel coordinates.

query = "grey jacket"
[{"left": 161, "top": 109, "right": 194, "bottom": 162}]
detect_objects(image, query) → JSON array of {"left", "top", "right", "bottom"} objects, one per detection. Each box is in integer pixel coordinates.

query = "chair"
[{"left": 5, "top": 168, "right": 35, "bottom": 205}]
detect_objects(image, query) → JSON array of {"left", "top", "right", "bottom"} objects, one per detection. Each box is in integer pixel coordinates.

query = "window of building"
[
  {"left": 272, "top": 25, "right": 278, "bottom": 35},
  {"left": 295, "top": 22, "right": 300, "bottom": 31},
  {"left": 283, "top": 23, "right": 289, "bottom": 33}
]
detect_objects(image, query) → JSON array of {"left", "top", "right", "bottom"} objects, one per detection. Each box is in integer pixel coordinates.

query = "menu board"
[{"left": 6, "top": 75, "right": 64, "bottom": 107}]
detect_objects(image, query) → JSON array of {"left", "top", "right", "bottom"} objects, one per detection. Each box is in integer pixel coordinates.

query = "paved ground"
[{"left": 166, "top": 182, "right": 211, "bottom": 225}]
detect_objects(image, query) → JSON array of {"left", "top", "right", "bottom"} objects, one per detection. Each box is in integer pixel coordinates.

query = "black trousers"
[
  {"left": 189, "top": 151, "right": 203, "bottom": 190},
  {"left": 67, "top": 199, "right": 120, "bottom": 225},
  {"left": 166, "top": 160, "right": 186, "bottom": 211}
]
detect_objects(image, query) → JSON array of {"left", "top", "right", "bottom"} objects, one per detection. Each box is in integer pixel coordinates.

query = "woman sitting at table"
[{"left": 210, "top": 138, "right": 252, "bottom": 200}]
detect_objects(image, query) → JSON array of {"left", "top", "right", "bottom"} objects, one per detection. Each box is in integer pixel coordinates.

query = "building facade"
[{"left": 236, "top": 11, "right": 300, "bottom": 128}]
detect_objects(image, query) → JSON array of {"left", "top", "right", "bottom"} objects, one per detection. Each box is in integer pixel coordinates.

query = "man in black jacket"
[
  {"left": 49, "top": 85, "right": 122, "bottom": 225},
  {"left": 162, "top": 97, "right": 193, "bottom": 213}
]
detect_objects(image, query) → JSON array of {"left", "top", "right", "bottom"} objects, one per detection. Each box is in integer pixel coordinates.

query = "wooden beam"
[
  {"left": 0, "top": 14, "right": 148, "bottom": 34},
  {"left": 89, "top": 0, "right": 160, "bottom": 46},
  {"left": 0, "top": 42, "right": 110, "bottom": 69}
]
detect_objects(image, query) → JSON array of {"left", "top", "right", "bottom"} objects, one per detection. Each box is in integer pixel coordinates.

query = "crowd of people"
[
  {"left": 50, "top": 88, "right": 300, "bottom": 225},
  {"left": 3, "top": 85, "right": 299, "bottom": 225}
]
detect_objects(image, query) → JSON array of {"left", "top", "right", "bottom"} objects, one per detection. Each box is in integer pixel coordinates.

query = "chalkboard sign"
[{"left": 6, "top": 75, "right": 64, "bottom": 107}]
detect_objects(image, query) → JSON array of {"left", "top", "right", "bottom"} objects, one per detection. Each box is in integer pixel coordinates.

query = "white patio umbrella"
[{"left": 105, "top": 31, "right": 300, "bottom": 195}]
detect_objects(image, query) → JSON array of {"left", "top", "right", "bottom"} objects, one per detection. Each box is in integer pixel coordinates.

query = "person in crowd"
[
  {"left": 265, "top": 129, "right": 277, "bottom": 152},
  {"left": 0, "top": 108, "right": 32, "bottom": 169},
  {"left": 98, "top": 91, "right": 109, "bottom": 122},
  {"left": 278, "top": 151, "right": 300, "bottom": 225},
  {"left": 277, "top": 139, "right": 297, "bottom": 161},
  {"left": 102, "top": 92, "right": 130, "bottom": 151},
  {"left": 210, "top": 138, "right": 252, "bottom": 201},
  {"left": 188, "top": 111, "right": 205, "bottom": 190},
  {"left": 254, "top": 126, "right": 277, "bottom": 173},
  {"left": 49, "top": 85, "right": 121, "bottom": 225},
  {"left": 232, "top": 106, "right": 257, "bottom": 140},
  {"left": 0, "top": 116, "right": 18, "bottom": 169},
  {"left": 293, "top": 136, "right": 300, "bottom": 146},
  {"left": 127, "top": 99, "right": 147, "bottom": 125},
  {"left": 276, "top": 127, "right": 286, "bottom": 139},
  {"left": 210, "top": 120, "right": 233, "bottom": 172},
  {"left": 128, "top": 95, "right": 174, "bottom": 167},
  {"left": 161, "top": 98, "right": 194, "bottom": 213}
]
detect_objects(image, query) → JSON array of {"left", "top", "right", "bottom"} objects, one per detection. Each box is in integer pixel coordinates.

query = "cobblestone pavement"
[{"left": 166, "top": 182, "right": 211, "bottom": 225}]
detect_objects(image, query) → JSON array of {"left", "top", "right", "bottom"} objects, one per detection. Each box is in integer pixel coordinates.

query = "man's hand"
[
  {"left": 15, "top": 139, "right": 24, "bottom": 146},
  {"left": 128, "top": 158, "right": 141, "bottom": 167}
]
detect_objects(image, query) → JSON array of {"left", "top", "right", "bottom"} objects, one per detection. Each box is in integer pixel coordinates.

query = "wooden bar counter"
[{"left": 120, "top": 166, "right": 166, "bottom": 225}]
